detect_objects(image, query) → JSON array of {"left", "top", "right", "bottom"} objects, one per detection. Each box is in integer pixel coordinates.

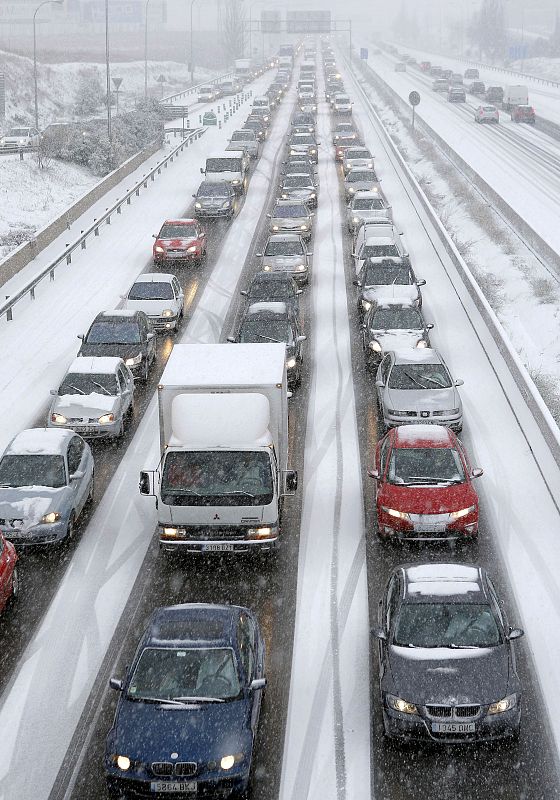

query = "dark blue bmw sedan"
[{"left": 105, "top": 603, "right": 266, "bottom": 798}]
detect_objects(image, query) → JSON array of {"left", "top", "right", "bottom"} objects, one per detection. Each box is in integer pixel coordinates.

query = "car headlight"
[
  {"left": 187, "top": 245, "right": 198, "bottom": 253},
  {"left": 263, "top": 264, "right": 271, "bottom": 271},
  {"left": 195, "top": 202, "right": 202, "bottom": 209},
  {"left": 116, "top": 755, "right": 131, "bottom": 771},
  {"left": 309, "top": 193, "right": 316, "bottom": 198},
  {"left": 367, "top": 162, "right": 373, "bottom": 168},
  {"left": 263, "top": 115, "right": 269, "bottom": 122},
  {"left": 348, "top": 187, "right": 355, "bottom": 194},
  {"left": 361, "top": 300, "right": 372, "bottom": 311},
  {"left": 222, "top": 200, "right": 231, "bottom": 208},
  {"left": 290, "top": 149, "right": 297, "bottom": 155},
  {"left": 353, "top": 217, "right": 360, "bottom": 224},
  {"left": 154, "top": 245, "right": 165, "bottom": 254},
  {"left": 300, "top": 224, "right": 308, "bottom": 231},
  {"left": 310, "top": 149, "right": 316, "bottom": 154},
  {"left": 162, "top": 309, "right": 174, "bottom": 317},
  {"left": 296, "top": 264, "right": 306, "bottom": 271},
  {"left": 368, "top": 340, "right": 382, "bottom": 352},
  {"left": 220, "top": 755, "right": 235, "bottom": 771},
  {"left": 433, "top": 408, "right": 460, "bottom": 416},
  {"left": 488, "top": 694, "right": 517, "bottom": 715},
  {"left": 41, "top": 511, "right": 61, "bottom": 524},
  {"left": 387, "top": 694, "right": 417, "bottom": 714},
  {"left": 272, "top": 225, "right": 279, "bottom": 231},
  {"left": 98, "top": 413, "right": 115, "bottom": 425},
  {"left": 416, "top": 339, "right": 428, "bottom": 348},
  {"left": 231, "top": 179, "right": 240, "bottom": 184},
  {"left": 381, "top": 506, "right": 410, "bottom": 521},
  {"left": 282, "top": 193, "right": 289, "bottom": 199},
  {"left": 450, "top": 505, "right": 475, "bottom": 520},
  {"left": 125, "top": 354, "right": 142, "bottom": 366},
  {"left": 51, "top": 412, "right": 67, "bottom": 424},
  {"left": 286, "top": 357, "right": 297, "bottom": 368}
]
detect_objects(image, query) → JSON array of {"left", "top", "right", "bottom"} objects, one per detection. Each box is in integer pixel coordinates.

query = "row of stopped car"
[{"left": 347, "top": 47, "right": 525, "bottom": 746}]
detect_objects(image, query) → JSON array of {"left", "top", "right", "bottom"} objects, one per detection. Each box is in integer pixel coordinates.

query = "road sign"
[
  {"left": 360, "top": 48, "right": 369, "bottom": 60},
  {"left": 112, "top": 77, "right": 123, "bottom": 91},
  {"left": 409, "top": 91, "right": 420, "bottom": 106}
]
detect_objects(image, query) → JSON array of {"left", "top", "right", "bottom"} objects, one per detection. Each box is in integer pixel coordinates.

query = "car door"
[
  {"left": 379, "top": 574, "right": 400, "bottom": 680},
  {"left": 172, "top": 277, "right": 184, "bottom": 317},
  {"left": 67, "top": 436, "right": 88, "bottom": 515},
  {"left": 0, "top": 538, "right": 8, "bottom": 609},
  {"left": 117, "top": 367, "right": 132, "bottom": 419},
  {"left": 141, "top": 315, "right": 156, "bottom": 363},
  {"left": 239, "top": 615, "right": 262, "bottom": 733},
  {"left": 376, "top": 355, "right": 392, "bottom": 410}
]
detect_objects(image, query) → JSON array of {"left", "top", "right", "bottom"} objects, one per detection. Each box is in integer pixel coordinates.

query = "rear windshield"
[
  {"left": 273, "top": 204, "right": 307, "bottom": 218},
  {"left": 128, "top": 282, "right": 174, "bottom": 301},
  {"left": 369, "top": 307, "right": 423, "bottom": 330},
  {"left": 206, "top": 158, "right": 241, "bottom": 172}
]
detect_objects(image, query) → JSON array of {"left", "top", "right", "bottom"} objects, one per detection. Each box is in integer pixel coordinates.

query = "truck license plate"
[
  {"left": 202, "top": 543, "right": 234, "bottom": 552},
  {"left": 150, "top": 782, "right": 197, "bottom": 793},
  {"left": 431, "top": 722, "right": 475, "bottom": 733}
]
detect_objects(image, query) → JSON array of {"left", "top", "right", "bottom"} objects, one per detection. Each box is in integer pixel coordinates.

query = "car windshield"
[
  {"left": 283, "top": 176, "right": 312, "bottom": 188},
  {"left": 128, "top": 282, "right": 174, "bottom": 301},
  {"left": 253, "top": 99, "right": 268, "bottom": 107},
  {"left": 362, "top": 265, "right": 411, "bottom": 286},
  {"left": 362, "top": 244, "right": 400, "bottom": 258},
  {"left": 347, "top": 150, "right": 370, "bottom": 159},
  {"left": 128, "top": 647, "right": 241, "bottom": 701},
  {"left": 274, "top": 204, "right": 307, "bottom": 218},
  {"left": 354, "top": 198, "right": 383, "bottom": 210},
  {"left": 85, "top": 321, "right": 141, "bottom": 345},
  {"left": 249, "top": 282, "right": 293, "bottom": 301},
  {"left": 159, "top": 224, "right": 196, "bottom": 238},
  {"left": 161, "top": 450, "right": 273, "bottom": 505},
  {"left": 349, "top": 171, "right": 375, "bottom": 182},
  {"left": 206, "top": 158, "right": 241, "bottom": 172},
  {"left": 388, "top": 363, "right": 452, "bottom": 389},
  {"left": 387, "top": 446, "right": 465, "bottom": 485},
  {"left": 336, "top": 97, "right": 350, "bottom": 104},
  {"left": 265, "top": 240, "right": 303, "bottom": 255},
  {"left": 199, "top": 184, "right": 229, "bottom": 198},
  {"left": 483, "top": 106, "right": 496, "bottom": 112},
  {"left": 59, "top": 372, "right": 118, "bottom": 395},
  {"left": 9, "top": 128, "right": 31, "bottom": 136},
  {"left": 239, "top": 318, "right": 292, "bottom": 344},
  {"left": 231, "top": 131, "right": 253, "bottom": 141},
  {"left": 393, "top": 603, "right": 501, "bottom": 648},
  {"left": 0, "top": 454, "right": 66, "bottom": 488},
  {"left": 369, "top": 307, "right": 423, "bottom": 329},
  {"left": 291, "top": 135, "right": 315, "bottom": 145}
]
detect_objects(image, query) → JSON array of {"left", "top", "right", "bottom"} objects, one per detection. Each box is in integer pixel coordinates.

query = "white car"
[
  {"left": 332, "top": 94, "right": 352, "bottom": 115},
  {"left": 48, "top": 357, "right": 135, "bottom": 439},
  {"left": 0, "top": 126, "right": 40, "bottom": 151},
  {"left": 347, "top": 191, "right": 392, "bottom": 233},
  {"left": 122, "top": 273, "right": 184, "bottom": 332},
  {"left": 197, "top": 86, "right": 218, "bottom": 103}
]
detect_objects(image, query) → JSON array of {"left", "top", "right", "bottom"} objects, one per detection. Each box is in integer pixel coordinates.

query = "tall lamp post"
[
  {"left": 144, "top": 0, "right": 151, "bottom": 98},
  {"left": 33, "top": 0, "right": 63, "bottom": 130}
]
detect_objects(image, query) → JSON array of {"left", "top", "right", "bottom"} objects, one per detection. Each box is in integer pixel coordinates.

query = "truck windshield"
[
  {"left": 206, "top": 158, "right": 241, "bottom": 172},
  {"left": 161, "top": 451, "right": 274, "bottom": 506}
]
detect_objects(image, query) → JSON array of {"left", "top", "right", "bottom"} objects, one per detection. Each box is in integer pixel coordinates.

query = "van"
[
  {"left": 201, "top": 151, "right": 249, "bottom": 195},
  {"left": 503, "top": 85, "right": 529, "bottom": 111}
]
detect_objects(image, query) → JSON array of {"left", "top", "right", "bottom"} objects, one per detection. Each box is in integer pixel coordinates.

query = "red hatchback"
[
  {"left": 152, "top": 218, "right": 207, "bottom": 266},
  {"left": 0, "top": 534, "right": 18, "bottom": 612},
  {"left": 370, "top": 425, "right": 483, "bottom": 542}
]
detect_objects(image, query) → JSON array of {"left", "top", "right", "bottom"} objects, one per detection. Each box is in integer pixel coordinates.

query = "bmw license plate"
[
  {"left": 202, "top": 542, "right": 234, "bottom": 552},
  {"left": 431, "top": 722, "right": 475, "bottom": 733},
  {"left": 150, "top": 782, "right": 197, "bottom": 793}
]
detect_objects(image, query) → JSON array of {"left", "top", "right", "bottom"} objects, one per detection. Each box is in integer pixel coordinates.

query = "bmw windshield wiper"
[
  {"left": 134, "top": 696, "right": 190, "bottom": 706},
  {"left": 172, "top": 695, "right": 225, "bottom": 704}
]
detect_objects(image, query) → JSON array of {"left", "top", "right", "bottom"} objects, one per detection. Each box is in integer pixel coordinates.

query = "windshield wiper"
[
  {"left": 418, "top": 374, "right": 447, "bottom": 388},
  {"left": 227, "top": 490, "right": 257, "bottom": 499},
  {"left": 173, "top": 695, "right": 225, "bottom": 704},
  {"left": 403, "top": 476, "right": 456, "bottom": 485},
  {"left": 91, "top": 381, "right": 112, "bottom": 396},
  {"left": 63, "top": 384, "right": 85, "bottom": 395},
  {"left": 133, "top": 696, "right": 190, "bottom": 706},
  {"left": 402, "top": 370, "right": 427, "bottom": 389},
  {"left": 253, "top": 334, "right": 282, "bottom": 343}
]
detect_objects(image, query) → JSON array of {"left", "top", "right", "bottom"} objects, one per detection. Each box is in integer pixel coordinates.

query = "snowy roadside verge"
[{"left": 354, "top": 58, "right": 560, "bottom": 428}]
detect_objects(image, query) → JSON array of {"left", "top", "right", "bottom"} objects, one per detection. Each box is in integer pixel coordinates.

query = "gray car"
[
  {"left": 268, "top": 201, "right": 313, "bottom": 241},
  {"left": 287, "top": 133, "right": 319, "bottom": 163},
  {"left": 192, "top": 180, "right": 236, "bottom": 219},
  {"left": 257, "top": 233, "right": 312, "bottom": 285},
  {"left": 347, "top": 191, "right": 392, "bottom": 233},
  {"left": 227, "top": 129, "right": 259, "bottom": 159},
  {"left": 48, "top": 356, "right": 135, "bottom": 439},
  {"left": 344, "top": 167, "right": 380, "bottom": 200},
  {"left": 279, "top": 173, "right": 317, "bottom": 208},
  {"left": 362, "top": 301, "right": 433, "bottom": 367},
  {"left": 342, "top": 146, "right": 374, "bottom": 175},
  {"left": 354, "top": 260, "right": 425, "bottom": 318},
  {"left": 375, "top": 348, "right": 464, "bottom": 431},
  {"left": 0, "top": 428, "right": 94, "bottom": 546}
]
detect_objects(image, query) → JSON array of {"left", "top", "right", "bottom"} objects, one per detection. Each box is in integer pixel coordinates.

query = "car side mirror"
[
  {"left": 417, "top": 278, "right": 426, "bottom": 287},
  {"left": 297, "top": 289, "right": 303, "bottom": 296},
  {"left": 200, "top": 167, "right": 204, "bottom": 174},
  {"left": 250, "top": 677, "right": 266, "bottom": 692},
  {"left": 307, "top": 251, "right": 313, "bottom": 256},
  {"left": 139, "top": 470, "right": 155, "bottom": 496},
  {"left": 200, "top": 232, "right": 206, "bottom": 238},
  {"left": 283, "top": 469, "right": 298, "bottom": 494},
  {"left": 297, "top": 335, "right": 307, "bottom": 343},
  {"left": 507, "top": 627, "right": 524, "bottom": 641},
  {"left": 70, "top": 470, "right": 85, "bottom": 481},
  {"left": 471, "top": 468, "right": 484, "bottom": 478},
  {"left": 266, "top": 213, "right": 271, "bottom": 218},
  {"left": 375, "top": 379, "right": 384, "bottom": 388},
  {"left": 50, "top": 388, "right": 57, "bottom": 396},
  {"left": 427, "top": 323, "right": 434, "bottom": 330},
  {"left": 371, "top": 624, "right": 386, "bottom": 640},
  {"left": 192, "top": 193, "right": 196, "bottom": 198},
  {"left": 152, "top": 233, "right": 157, "bottom": 238},
  {"left": 454, "top": 378, "right": 464, "bottom": 386},
  {"left": 77, "top": 334, "right": 84, "bottom": 340},
  {"left": 109, "top": 677, "right": 123, "bottom": 691},
  {"left": 227, "top": 336, "right": 236, "bottom": 343},
  {"left": 368, "top": 468, "right": 380, "bottom": 479},
  {"left": 240, "top": 290, "right": 248, "bottom": 296}
]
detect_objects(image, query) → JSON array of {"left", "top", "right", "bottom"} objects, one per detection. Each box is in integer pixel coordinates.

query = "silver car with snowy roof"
[
  {"left": 257, "top": 233, "right": 312, "bottom": 285},
  {"left": 361, "top": 301, "right": 433, "bottom": 368},
  {"left": 347, "top": 191, "right": 392, "bottom": 233}
]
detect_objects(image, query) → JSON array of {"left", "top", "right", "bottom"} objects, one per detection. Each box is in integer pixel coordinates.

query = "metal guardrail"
[
  {"left": 161, "top": 71, "right": 235, "bottom": 104},
  {"left": 0, "top": 127, "right": 206, "bottom": 322}
]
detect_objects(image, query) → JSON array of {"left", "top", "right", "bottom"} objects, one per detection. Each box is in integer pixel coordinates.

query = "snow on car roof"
[
  {"left": 392, "top": 348, "right": 442, "bottom": 365},
  {"left": 99, "top": 309, "right": 137, "bottom": 318},
  {"left": 404, "top": 564, "right": 482, "bottom": 598},
  {"left": 364, "top": 236, "right": 394, "bottom": 246},
  {"left": 267, "top": 233, "right": 302, "bottom": 241},
  {"left": 162, "top": 219, "right": 196, "bottom": 225},
  {"left": 354, "top": 190, "right": 383, "bottom": 200},
  {"left": 68, "top": 356, "right": 123, "bottom": 374},
  {"left": 246, "top": 301, "right": 288, "bottom": 315},
  {"left": 132, "top": 273, "right": 175, "bottom": 283},
  {"left": 6, "top": 428, "right": 73, "bottom": 456},
  {"left": 393, "top": 424, "right": 453, "bottom": 448}
]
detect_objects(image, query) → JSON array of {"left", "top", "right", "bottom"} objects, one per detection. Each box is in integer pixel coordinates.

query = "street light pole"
[
  {"left": 105, "top": 0, "right": 111, "bottom": 141},
  {"left": 33, "top": 0, "right": 63, "bottom": 131},
  {"left": 144, "top": 0, "right": 151, "bottom": 98}
]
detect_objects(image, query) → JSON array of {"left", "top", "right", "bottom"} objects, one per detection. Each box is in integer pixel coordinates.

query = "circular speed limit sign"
[{"left": 409, "top": 90, "right": 421, "bottom": 106}]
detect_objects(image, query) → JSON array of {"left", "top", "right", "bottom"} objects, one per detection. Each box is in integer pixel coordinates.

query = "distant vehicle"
[
  {"left": 511, "top": 104, "right": 535, "bottom": 124},
  {"left": 335, "top": 133, "right": 361, "bottom": 161},
  {"left": 394, "top": 62, "right": 407, "bottom": 72},
  {"left": 429, "top": 65, "right": 443, "bottom": 76},
  {"left": 372, "top": 563, "right": 523, "bottom": 742},
  {"left": 332, "top": 121, "right": 358, "bottom": 142},
  {"left": 361, "top": 301, "right": 432, "bottom": 366},
  {"left": 291, "top": 111, "right": 315, "bottom": 132},
  {"left": 440, "top": 68, "right": 453, "bottom": 80},
  {"left": 0, "top": 126, "right": 40, "bottom": 151},
  {"left": 0, "top": 535, "right": 18, "bottom": 612},
  {"left": 279, "top": 173, "right": 317, "bottom": 208},
  {"left": 197, "top": 85, "right": 218, "bottom": 103},
  {"left": 332, "top": 93, "right": 353, "bottom": 114},
  {"left": 354, "top": 258, "right": 424, "bottom": 317},
  {"left": 243, "top": 116, "right": 267, "bottom": 142},
  {"left": 344, "top": 167, "right": 380, "bottom": 200},
  {"left": 342, "top": 146, "right": 374, "bottom": 175},
  {"left": 347, "top": 191, "right": 392, "bottom": 234},
  {"left": 234, "top": 57, "right": 254, "bottom": 81},
  {"left": 122, "top": 273, "right": 184, "bottom": 332},
  {"left": 469, "top": 81, "right": 486, "bottom": 96},
  {"left": 49, "top": 356, "right": 135, "bottom": 439},
  {"left": 241, "top": 272, "right": 302, "bottom": 315},
  {"left": 227, "top": 128, "right": 259, "bottom": 159},
  {"left": 257, "top": 232, "right": 312, "bottom": 285},
  {"left": 192, "top": 180, "right": 236, "bottom": 219},
  {"left": 152, "top": 218, "right": 207, "bottom": 266},
  {"left": 0, "top": 429, "right": 94, "bottom": 546},
  {"left": 78, "top": 310, "right": 156, "bottom": 382},
  {"left": 287, "top": 132, "right": 319, "bottom": 163},
  {"left": 250, "top": 106, "right": 272, "bottom": 128},
  {"left": 475, "top": 105, "right": 499, "bottom": 124},
  {"left": 450, "top": 73, "right": 464, "bottom": 85},
  {"left": 420, "top": 61, "right": 431, "bottom": 72},
  {"left": 252, "top": 95, "right": 271, "bottom": 119},
  {"left": 201, "top": 151, "right": 249, "bottom": 194},
  {"left": 268, "top": 200, "right": 313, "bottom": 241},
  {"left": 105, "top": 603, "right": 267, "bottom": 798},
  {"left": 464, "top": 67, "right": 480, "bottom": 79},
  {"left": 219, "top": 77, "right": 242, "bottom": 95},
  {"left": 502, "top": 84, "right": 529, "bottom": 111},
  {"left": 447, "top": 87, "right": 466, "bottom": 103},
  {"left": 432, "top": 78, "right": 449, "bottom": 93},
  {"left": 486, "top": 85, "right": 504, "bottom": 103}
]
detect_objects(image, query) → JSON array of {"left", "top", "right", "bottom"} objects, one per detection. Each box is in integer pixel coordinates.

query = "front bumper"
[
  {"left": 148, "top": 314, "right": 179, "bottom": 331},
  {"left": 1, "top": 519, "right": 69, "bottom": 546},
  {"left": 382, "top": 703, "right": 520, "bottom": 743},
  {"left": 376, "top": 509, "right": 478, "bottom": 542},
  {"left": 107, "top": 772, "right": 249, "bottom": 799},
  {"left": 153, "top": 250, "right": 201, "bottom": 264},
  {"left": 195, "top": 206, "right": 233, "bottom": 217},
  {"left": 383, "top": 413, "right": 463, "bottom": 432},
  {"left": 48, "top": 418, "right": 122, "bottom": 438},
  {"left": 158, "top": 525, "right": 279, "bottom": 553}
]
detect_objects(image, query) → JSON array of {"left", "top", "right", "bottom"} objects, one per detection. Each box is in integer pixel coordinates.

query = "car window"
[
  {"left": 86, "top": 320, "right": 141, "bottom": 345},
  {"left": 393, "top": 602, "right": 501, "bottom": 648},
  {"left": 67, "top": 436, "right": 85, "bottom": 475},
  {"left": 172, "top": 278, "right": 181, "bottom": 296},
  {"left": 117, "top": 369, "right": 127, "bottom": 393},
  {"left": 380, "top": 355, "right": 392, "bottom": 383},
  {"left": 387, "top": 363, "right": 452, "bottom": 390},
  {"left": 238, "top": 616, "right": 255, "bottom": 680},
  {"left": 378, "top": 436, "right": 390, "bottom": 475},
  {"left": 387, "top": 447, "right": 465, "bottom": 486},
  {"left": 0, "top": 454, "right": 66, "bottom": 488},
  {"left": 486, "top": 578, "right": 506, "bottom": 628}
]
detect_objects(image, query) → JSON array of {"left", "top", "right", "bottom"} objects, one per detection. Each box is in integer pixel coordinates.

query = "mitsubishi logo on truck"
[{"left": 213, "top": 514, "right": 220, "bottom": 520}]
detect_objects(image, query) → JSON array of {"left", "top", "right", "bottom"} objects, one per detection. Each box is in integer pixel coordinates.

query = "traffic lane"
[{"left": 334, "top": 112, "right": 560, "bottom": 799}]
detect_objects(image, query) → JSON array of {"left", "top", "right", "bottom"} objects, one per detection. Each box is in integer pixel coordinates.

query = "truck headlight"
[
  {"left": 286, "top": 357, "right": 297, "bottom": 368},
  {"left": 369, "top": 340, "right": 382, "bottom": 352},
  {"left": 125, "top": 354, "right": 142, "bottom": 366},
  {"left": 488, "top": 694, "right": 517, "bottom": 714},
  {"left": 51, "top": 412, "right": 67, "bottom": 424},
  {"left": 98, "top": 413, "right": 115, "bottom": 425},
  {"left": 41, "top": 511, "right": 61, "bottom": 524},
  {"left": 154, "top": 245, "right": 165, "bottom": 254},
  {"left": 162, "top": 309, "right": 174, "bottom": 317}
]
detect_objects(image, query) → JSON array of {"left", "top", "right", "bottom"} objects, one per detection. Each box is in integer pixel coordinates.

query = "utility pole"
[{"left": 105, "top": 0, "right": 111, "bottom": 140}]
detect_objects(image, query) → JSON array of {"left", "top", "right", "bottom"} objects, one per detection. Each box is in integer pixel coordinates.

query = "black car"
[
  {"left": 241, "top": 272, "right": 302, "bottom": 315},
  {"left": 361, "top": 301, "right": 432, "bottom": 366},
  {"left": 291, "top": 112, "right": 316, "bottom": 133},
  {"left": 469, "top": 80, "right": 486, "bottom": 96},
  {"left": 105, "top": 603, "right": 266, "bottom": 799},
  {"left": 372, "top": 563, "right": 523, "bottom": 744},
  {"left": 78, "top": 310, "right": 156, "bottom": 381},
  {"left": 192, "top": 180, "right": 236, "bottom": 219}
]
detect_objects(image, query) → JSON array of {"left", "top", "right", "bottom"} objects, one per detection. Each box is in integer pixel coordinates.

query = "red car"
[
  {"left": 370, "top": 425, "right": 483, "bottom": 542},
  {"left": 420, "top": 61, "right": 431, "bottom": 72},
  {"left": 152, "top": 218, "right": 207, "bottom": 266},
  {"left": 0, "top": 534, "right": 18, "bottom": 612},
  {"left": 512, "top": 104, "right": 536, "bottom": 124}
]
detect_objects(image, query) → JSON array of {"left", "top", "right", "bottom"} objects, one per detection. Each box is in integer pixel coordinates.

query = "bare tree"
[
  {"left": 468, "top": 0, "right": 507, "bottom": 63},
  {"left": 222, "top": 0, "right": 246, "bottom": 63}
]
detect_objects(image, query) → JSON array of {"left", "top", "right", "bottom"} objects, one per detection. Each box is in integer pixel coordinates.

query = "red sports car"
[
  {"left": 0, "top": 534, "right": 18, "bottom": 612},
  {"left": 370, "top": 425, "right": 482, "bottom": 542},
  {"left": 152, "top": 218, "right": 207, "bottom": 266}
]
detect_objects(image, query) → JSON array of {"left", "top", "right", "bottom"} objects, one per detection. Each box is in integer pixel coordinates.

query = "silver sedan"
[
  {"left": 375, "top": 348, "right": 464, "bottom": 432},
  {"left": 279, "top": 173, "right": 317, "bottom": 207},
  {"left": 342, "top": 146, "right": 374, "bottom": 175},
  {"left": 344, "top": 167, "right": 380, "bottom": 200},
  {"left": 347, "top": 191, "right": 391, "bottom": 233},
  {"left": 257, "top": 233, "right": 312, "bottom": 285}
]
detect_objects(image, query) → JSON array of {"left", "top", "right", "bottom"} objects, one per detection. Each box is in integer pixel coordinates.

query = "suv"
[
  {"left": 447, "top": 87, "right": 466, "bottom": 103},
  {"left": 192, "top": 180, "right": 235, "bottom": 218},
  {"left": 78, "top": 310, "right": 156, "bottom": 381}
]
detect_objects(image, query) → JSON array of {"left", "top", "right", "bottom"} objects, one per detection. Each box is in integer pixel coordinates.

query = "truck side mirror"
[
  {"left": 139, "top": 470, "right": 155, "bottom": 496},
  {"left": 283, "top": 470, "right": 298, "bottom": 495},
  {"left": 417, "top": 278, "right": 426, "bottom": 286}
]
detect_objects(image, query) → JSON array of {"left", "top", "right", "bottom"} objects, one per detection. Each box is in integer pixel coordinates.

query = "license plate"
[
  {"left": 150, "top": 782, "right": 197, "bottom": 793},
  {"left": 73, "top": 426, "right": 90, "bottom": 433},
  {"left": 202, "top": 542, "right": 234, "bottom": 552},
  {"left": 431, "top": 722, "right": 475, "bottom": 733}
]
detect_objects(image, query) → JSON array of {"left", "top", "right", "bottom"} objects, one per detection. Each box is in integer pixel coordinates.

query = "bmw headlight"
[
  {"left": 450, "top": 505, "right": 475, "bottom": 520},
  {"left": 41, "top": 511, "right": 61, "bottom": 524},
  {"left": 125, "top": 354, "right": 142, "bottom": 366},
  {"left": 386, "top": 694, "right": 417, "bottom": 714},
  {"left": 368, "top": 340, "right": 382, "bottom": 352},
  {"left": 51, "top": 412, "right": 67, "bottom": 424},
  {"left": 488, "top": 694, "right": 517, "bottom": 715},
  {"left": 162, "top": 309, "right": 174, "bottom": 317},
  {"left": 286, "top": 357, "right": 297, "bottom": 369}
]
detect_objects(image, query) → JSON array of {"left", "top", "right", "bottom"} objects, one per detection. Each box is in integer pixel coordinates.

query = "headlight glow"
[
  {"left": 51, "top": 412, "right": 67, "bottom": 424},
  {"left": 416, "top": 339, "right": 428, "bottom": 348},
  {"left": 348, "top": 187, "right": 355, "bottom": 193},
  {"left": 263, "top": 265, "right": 271, "bottom": 271},
  {"left": 450, "top": 505, "right": 475, "bottom": 520},
  {"left": 272, "top": 225, "right": 279, "bottom": 231},
  {"left": 232, "top": 179, "right": 240, "bottom": 184},
  {"left": 98, "top": 413, "right": 115, "bottom": 425},
  {"left": 296, "top": 264, "right": 306, "bottom": 271},
  {"left": 195, "top": 202, "right": 202, "bottom": 209},
  {"left": 116, "top": 755, "right": 131, "bottom": 771},
  {"left": 369, "top": 340, "right": 382, "bottom": 352},
  {"left": 300, "top": 224, "right": 308, "bottom": 230},
  {"left": 162, "top": 527, "right": 179, "bottom": 537},
  {"left": 154, "top": 245, "right": 165, "bottom": 254},
  {"left": 220, "top": 755, "right": 235, "bottom": 770},
  {"left": 353, "top": 217, "right": 360, "bottom": 224},
  {"left": 381, "top": 506, "right": 410, "bottom": 521},
  {"left": 489, "top": 694, "right": 517, "bottom": 715},
  {"left": 387, "top": 694, "right": 417, "bottom": 714},
  {"left": 187, "top": 245, "right": 198, "bottom": 253},
  {"left": 162, "top": 309, "right": 174, "bottom": 317},
  {"left": 125, "top": 354, "right": 142, "bottom": 366},
  {"left": 41, "top": 511, "right": 61, "bottom": 524},
  {"left": 286, "top": 357, "right": 297, "bottom": 368},
  {"left": 361, "top": 300, "right": 372, "bottom": 310},
  {"left": 222, "top": 200, "right": 231, "bottom": 208}
]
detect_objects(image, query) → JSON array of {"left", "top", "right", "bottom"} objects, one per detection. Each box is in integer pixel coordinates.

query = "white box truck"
[
  {"left": 502, "top": 85, "right": 528, "bottom": 111},
  {"left": 139, "top": 343, "right": 297, "bottom": 555},
  {"left": 235, "top": 58, "right": 253, "bottom": 82}
]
